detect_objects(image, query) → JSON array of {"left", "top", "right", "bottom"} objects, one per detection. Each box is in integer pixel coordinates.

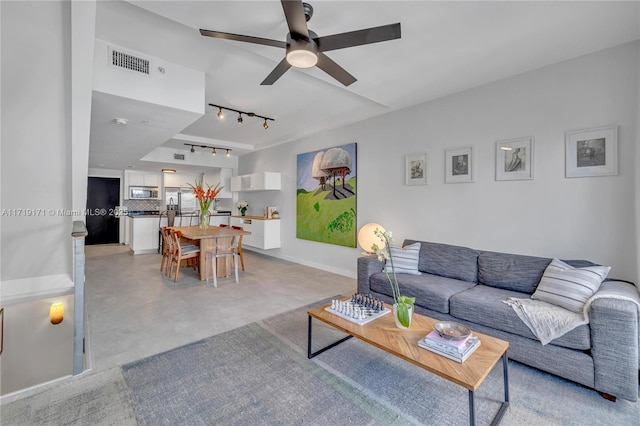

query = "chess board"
[{"left": 325, "top": 299, "right": 391, "bottom": 325}]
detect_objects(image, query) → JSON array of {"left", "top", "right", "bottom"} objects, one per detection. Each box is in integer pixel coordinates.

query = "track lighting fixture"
[
  {"left": 184, "top": 144, "right": 231, "bottom": 157},
  {"left": 209, "top": 103, "right": 274, "bottom": 129}
]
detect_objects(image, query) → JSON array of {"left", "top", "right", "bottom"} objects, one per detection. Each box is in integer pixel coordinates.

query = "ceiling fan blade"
[
  {"left": 281, "top": 0, "right": 309, "bottom": 39},
  {"left": 261, "top": 58, "right": 292, "bottom": 85},
  {"left": 316, "top": 23, "right": 401, "bottom": 52},
  {"left": 200, "top": 29, "right": 286, "bottom": 49},
  {"left": 316, "top": 53, "right": 357, "bottom": 86}
]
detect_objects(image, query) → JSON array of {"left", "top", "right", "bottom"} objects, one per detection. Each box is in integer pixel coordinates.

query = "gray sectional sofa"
[{"left": 357, "top": 239, "right": 640, "bottom": 402}]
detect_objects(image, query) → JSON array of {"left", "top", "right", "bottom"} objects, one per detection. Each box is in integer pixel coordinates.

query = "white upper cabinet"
[
  {"left": 163, "top": 173, "right": 198, "bottom": 188},
  {"left": 126, "top": 171, "right": 160, "bottom": 187},
  {"left": 230, "top": 172, "right": 281, "bottom": 192}
]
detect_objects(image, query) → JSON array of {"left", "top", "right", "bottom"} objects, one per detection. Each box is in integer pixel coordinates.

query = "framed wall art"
[
  {"left": 565, "top": 125, "right": 618, "bottom": 178},
  {"left": 445, "top": 146, "right": 473, "bottom": 183},
  {"left": 496, "top": 137, "right": 534, "bottom": 181},
  {"left": 296, "top": 142, "right": 357, "bottom": 248},
  {"left": 405, "top": 153, "right": 429, "bottom": 185}
]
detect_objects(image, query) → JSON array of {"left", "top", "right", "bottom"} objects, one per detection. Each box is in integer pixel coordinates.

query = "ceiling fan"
[{"left": 200, "top": 1, "right": 401, "bottom": 86}]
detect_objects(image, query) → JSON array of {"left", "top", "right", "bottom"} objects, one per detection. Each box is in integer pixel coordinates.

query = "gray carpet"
[
  {"left": 0, "top": 368, "right": 138, "bottom": 425},
  {"left": 3, "top": 298, "right": 639, "bottom": 425}
]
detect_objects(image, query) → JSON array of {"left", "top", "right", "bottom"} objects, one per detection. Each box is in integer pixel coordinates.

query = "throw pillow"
[
  {"left": 531, "top": 258, "right": 610, "bottom": 313},
  {"left": 384, "top": 243, "right": 422, "bottom": 276}
]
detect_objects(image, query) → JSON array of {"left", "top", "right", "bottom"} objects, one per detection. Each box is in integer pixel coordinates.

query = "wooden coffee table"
[{"left": 307, "top": 301, "right": 510, "bottom": 426}]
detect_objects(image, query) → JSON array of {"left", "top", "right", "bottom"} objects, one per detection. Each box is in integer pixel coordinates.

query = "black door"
[{"left": 86, "top": 177, "right": 120, "bottom": 245}]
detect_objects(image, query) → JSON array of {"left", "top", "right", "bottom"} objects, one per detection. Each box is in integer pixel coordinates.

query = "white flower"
[
  {"left": 237, "top": 200, "right": 248, "bottom": 209},
  {"left": 371, "top": 228, "right": 415, "bottom": 327}
]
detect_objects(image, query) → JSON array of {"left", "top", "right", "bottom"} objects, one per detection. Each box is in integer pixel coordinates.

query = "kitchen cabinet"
[
  {"left": 230, "top": 216, "right": 280, "bottom": 249},
  {"left": 230, "top": 172, "right": 281, "bottom": 192},
  {"left": 209, "top": 215, "right": 229, "bottom": 227},
  {"left": 129, "top": 216, "right": 160, "bottom": 254},
  {"left": 124, "top": 216, "right": 131, "bottom": 245},
  {"left": 163, "top": 173, "right": 199, "bottom": 188}
]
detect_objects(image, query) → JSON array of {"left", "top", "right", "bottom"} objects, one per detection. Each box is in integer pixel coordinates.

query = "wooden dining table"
[{"left": 172, "top": 226, "right": 251, "bottom": 281}]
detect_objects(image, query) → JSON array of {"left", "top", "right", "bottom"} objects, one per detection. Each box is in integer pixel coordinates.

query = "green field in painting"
[{"left": 296, "top": 177, "right": 357, "bottom": 247}]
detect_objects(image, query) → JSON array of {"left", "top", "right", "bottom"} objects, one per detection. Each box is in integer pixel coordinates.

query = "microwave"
[{"left": 129, "top": 186, "right": 159, "bottom": 199}]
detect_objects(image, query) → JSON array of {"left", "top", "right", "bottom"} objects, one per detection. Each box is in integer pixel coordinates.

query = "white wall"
[
  {"left": 0, "top": 1, "right": 89, "bottom": 396},
  {"left": 1, "top": 1, "right": 73, "bottom": 283},
  {"left": 240, "top": 41, "right": 639, "bottom": 283}
]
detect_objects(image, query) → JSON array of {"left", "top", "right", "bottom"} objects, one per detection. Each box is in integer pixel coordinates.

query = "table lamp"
[{"left": 358, "top": 223, "right": 386, "bottom": 255}]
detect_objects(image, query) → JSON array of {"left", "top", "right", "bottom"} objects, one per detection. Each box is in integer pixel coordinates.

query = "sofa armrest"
[
  {"left": 590, "top": 280, "right": 640, "bottom": 401},
  {"left": 357, "top": 256, "right": 384, "bottom": 294}
]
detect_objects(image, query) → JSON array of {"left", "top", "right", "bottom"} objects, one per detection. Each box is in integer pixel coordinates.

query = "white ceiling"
[{"left": 90, "top": 0, "right": 640, "bottom": 172}]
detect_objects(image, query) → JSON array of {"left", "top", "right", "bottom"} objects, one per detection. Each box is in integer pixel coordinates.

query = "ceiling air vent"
[
  {"left": 174, "top": 154, "right": 185, "bottom": 160},
  {"left": 111, "top": 49, "right": 149, "bottom": 75}
]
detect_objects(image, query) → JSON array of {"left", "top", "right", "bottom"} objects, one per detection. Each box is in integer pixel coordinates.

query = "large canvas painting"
[{"left": 296, "top": 143, "right": 357, "bottom": 247}]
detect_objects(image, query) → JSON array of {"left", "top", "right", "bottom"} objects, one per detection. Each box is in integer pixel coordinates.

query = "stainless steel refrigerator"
[{"left": 165, "top": 187, "right": 197, "bottom": 214}]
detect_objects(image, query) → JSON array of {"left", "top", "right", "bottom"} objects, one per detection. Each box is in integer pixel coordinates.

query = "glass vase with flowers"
[{"left": 188, "top": 178, "right": 223, "bottom": 230}]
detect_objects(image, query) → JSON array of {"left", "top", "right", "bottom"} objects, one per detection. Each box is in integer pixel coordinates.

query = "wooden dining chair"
[
  {"left": 204, "top": 236, "right": 239, "bottom": 287},
  {"left": 168, "top": 229, "right": 200, "bottom": 282},
  {"left": 231, "top": 225, "right": 245, "bottom": 271},
  {"left": 160, "top": 227, "right": 172, "bottom": 273}
]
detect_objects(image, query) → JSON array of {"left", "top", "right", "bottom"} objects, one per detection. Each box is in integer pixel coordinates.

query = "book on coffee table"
[{"left": 419, "top": 331, "right": 481, "bottom": 363}]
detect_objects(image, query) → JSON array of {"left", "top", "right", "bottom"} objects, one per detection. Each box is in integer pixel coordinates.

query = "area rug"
[
  {"left": 121, "top": 298, "right": 640, "bottom": 425},
  {"left": 0, "top": 368, "right": 138, "bottom": 425}
]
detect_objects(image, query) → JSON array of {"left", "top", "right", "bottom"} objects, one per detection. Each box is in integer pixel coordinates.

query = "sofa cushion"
[
  {"left": 478, "top": 251, "right": 552, "bottom": 294},
  {"left": 449, "top": 285, "right": 591, "bottom": 350},
  {"left": 370, "top": 272, "right": 475, "bottom": 314},
  {"left": 531, "top": 259, "right": 610, "bottom": 313},
  {"left": 384, "top": 243, "right": 421, "bottom": 275},
  {"left": 404, "top": 240, "right": 479, "bottom": 283}
]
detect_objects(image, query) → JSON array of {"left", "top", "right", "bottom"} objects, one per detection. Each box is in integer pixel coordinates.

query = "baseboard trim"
[{"left": 242, "top": 247, "right": 356, "bottom": 279}]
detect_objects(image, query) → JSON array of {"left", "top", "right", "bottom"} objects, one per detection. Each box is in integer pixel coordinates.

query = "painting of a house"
[{"left": 296, "top": 143, "right": 357, "bottom": 247}]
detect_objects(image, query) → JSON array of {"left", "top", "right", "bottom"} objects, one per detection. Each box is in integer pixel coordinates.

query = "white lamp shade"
[{"left": 358, "top": 223, "right": 386, "bottom": 254}]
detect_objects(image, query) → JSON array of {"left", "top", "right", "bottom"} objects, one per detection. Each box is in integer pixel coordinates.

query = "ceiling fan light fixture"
[
  {"left": 286, "top": 37, "right": 318, "bottom": 68},
  {"left": 286, "top": 48, "right": 318, "bottom": 68}
]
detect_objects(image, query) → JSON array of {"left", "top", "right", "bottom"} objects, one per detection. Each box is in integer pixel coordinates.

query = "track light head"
[
  {"left": 208, "top": 103, "right": 273, "bottom": 129},
  {"left": 190, "top": 146, "right": 195, "bottom": 153},
  {"left": 226, "top": 149, "right": 231, "bottom": 158},
  {"left": 212, "top": 148, "right": 216, "bottom": 156}
]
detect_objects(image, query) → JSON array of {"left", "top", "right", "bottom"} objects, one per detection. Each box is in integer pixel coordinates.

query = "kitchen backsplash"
[{"left": 124, "top": 199, "right": 160, "bottom": 211}]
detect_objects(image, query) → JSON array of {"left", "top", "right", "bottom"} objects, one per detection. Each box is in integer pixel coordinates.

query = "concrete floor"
[{"left": 85, "top": 244, "right": 356, "bottom": 372}]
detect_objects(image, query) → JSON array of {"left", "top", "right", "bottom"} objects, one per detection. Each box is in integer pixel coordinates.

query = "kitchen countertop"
[
  {"left": 231, "top": 215, "right": 280, "bottom": 220},
  {"left": 128, "top": 211, "right": 232, "bottom": 218}
]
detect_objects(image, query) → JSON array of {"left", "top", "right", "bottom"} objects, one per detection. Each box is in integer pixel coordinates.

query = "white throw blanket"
[{"left": 504, "top": 281, "right": 640, "bottom": 345}]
